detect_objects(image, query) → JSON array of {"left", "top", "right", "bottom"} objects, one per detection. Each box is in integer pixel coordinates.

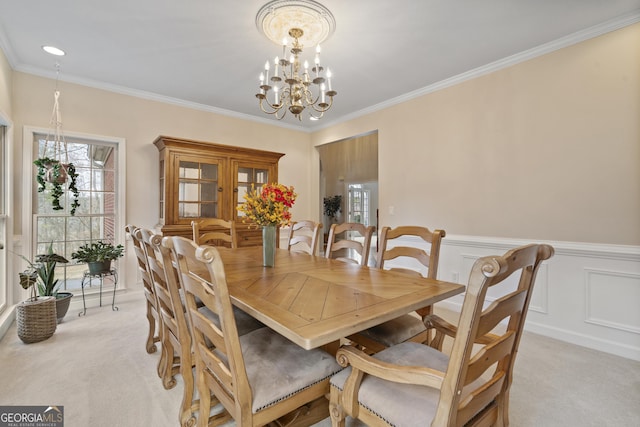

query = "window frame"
[{"left": 22, "top": 126, "right": 127, "bottom": 290}]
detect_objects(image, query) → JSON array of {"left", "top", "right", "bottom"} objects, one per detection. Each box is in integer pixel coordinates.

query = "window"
[
  {"left": 348, "top": 184, "right": 370, "bottom": 226},
  {"left": 26, "top": 128, "right": 125, "bottom": 292}
]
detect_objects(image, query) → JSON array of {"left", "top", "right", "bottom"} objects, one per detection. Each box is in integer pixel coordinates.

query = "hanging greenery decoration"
[
  {"left": 34, "top": 157, "right": 80, "bottom": 215},
  {"left": 35, "top": 63, "right": 81, "bottom": 216}
]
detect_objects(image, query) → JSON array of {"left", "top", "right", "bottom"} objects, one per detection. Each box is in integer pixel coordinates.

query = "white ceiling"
[{"left": 0, "top": 1, "right": 639, "bottom": 130}]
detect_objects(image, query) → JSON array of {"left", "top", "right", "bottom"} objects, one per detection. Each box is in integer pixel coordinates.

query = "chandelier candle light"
[{"left": 255, "top": 0, "right": 337, "bottom": 121}]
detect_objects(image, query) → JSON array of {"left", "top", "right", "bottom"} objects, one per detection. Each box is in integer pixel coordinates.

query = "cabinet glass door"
[
  {"left": 235, "top": 165, "right": 269, "bottom": 220},
  {"left": 178, "top": 158, "right": 220, "bottom": 220}
]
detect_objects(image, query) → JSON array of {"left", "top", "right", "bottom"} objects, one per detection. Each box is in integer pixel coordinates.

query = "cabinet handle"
[
  {"left": 233, "top": 188, "right": 238, "bottom": 193},
  {"left": 218, "top": 187, "right": 223, "bottom": 192}
]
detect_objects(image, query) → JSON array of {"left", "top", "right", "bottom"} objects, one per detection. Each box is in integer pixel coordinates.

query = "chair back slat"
[
  {"left": 465, "top": 332, "right": 516, "bottom": 385},
  {"left": 129, "top": 226, "right": 154, "bottom": 297},
  {"left": 376, "top": 226, "right": 445, "bottom": 280},
  {"left": 326, "top": 223, "right": 375, "bottom": 266},
  {"left": 286, "top": 220, "right": 322, "bottom": 255},
  {"left": 476, "top": 290, "right": 528, "bottom": 337},
  {"left": 457, "top": 372, "right": 506, "bottom": 425},
  {"left": 192, "top": 218, "right": 237, "bottom": 248}
]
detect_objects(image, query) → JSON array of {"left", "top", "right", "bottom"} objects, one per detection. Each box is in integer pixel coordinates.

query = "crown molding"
[{"left": 320, "top": 11, "right": 640, "bottom": 131}]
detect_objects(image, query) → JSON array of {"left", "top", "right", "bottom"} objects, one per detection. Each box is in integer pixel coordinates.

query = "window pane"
[
  {"left": 179, "top": 161, "right": 199, "bottom": 179},
  {"left": 238, "top": 167, "right": 252, "bottom": 182},
  {"left": 200, "top": 183, "right": 216, "bottom": 202},
  {"left": 179, "top": 182, "right": 199, "bottom": 201},
  {"left": 201, "top": 203, "right": 216, "bottom": 218},
  {"left": 179, "top": 202, "right": 199, "bottom": 218},
  {"left": 201, "top": 163, "right": 217, "bottom": 180},
  {"left": 255, "top": 169, "right": 269, "bottom": 184}
]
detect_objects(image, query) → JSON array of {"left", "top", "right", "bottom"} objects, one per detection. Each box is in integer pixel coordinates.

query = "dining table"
[{"left": 208, "top": 246, "right": 465, "bottom": 350}]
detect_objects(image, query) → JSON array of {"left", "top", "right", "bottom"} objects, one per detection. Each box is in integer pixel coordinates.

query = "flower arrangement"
[{"left": 237, "top": 183, "right": 297, "bottom": 227}]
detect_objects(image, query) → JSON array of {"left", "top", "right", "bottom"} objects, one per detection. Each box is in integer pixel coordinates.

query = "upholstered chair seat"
[
  {"left": 357, "top": 312, "right": 426, "bottom": 348},
  {"left": 226, "top": 327, "right": 343, "bottom": 414},
  {"left": 198, "top": 305, "right": 263, "bottom": 337},
  {"left": 331, "top": 342, "right": 449, "bottom": 426}
]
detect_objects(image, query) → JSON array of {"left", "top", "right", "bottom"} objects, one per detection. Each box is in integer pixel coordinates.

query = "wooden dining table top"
[{"left": 209, "top": 246, "right": 464, "bottom": 350}]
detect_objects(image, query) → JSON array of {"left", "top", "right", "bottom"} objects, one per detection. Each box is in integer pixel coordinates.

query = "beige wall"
[
  {"left": 10, "top": 73, "right": 313, "bottom": 234},
  {"left": 313, "top": 23, "right": 640, "bottom": 246}
]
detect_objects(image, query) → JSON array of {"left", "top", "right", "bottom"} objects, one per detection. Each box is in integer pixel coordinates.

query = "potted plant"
[
  {"left": 18, "top": 242, "right": 73, "bottom": 324},
  {"left": 34, "top": 156, "right": 80, "bottom": 216},
  {"left": 15, "top": 242, "right": 71, "bottom": 342},
  {"left": 323, "top": 194, "right": 342, "bottom": 222},
  {"left": 71, "top": 240, "right": 124, "bottom": 275}
]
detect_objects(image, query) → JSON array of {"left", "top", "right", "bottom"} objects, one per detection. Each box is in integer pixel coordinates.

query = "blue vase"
[{"left": 262, "top": 225, "right": 277, "bottom": 267}]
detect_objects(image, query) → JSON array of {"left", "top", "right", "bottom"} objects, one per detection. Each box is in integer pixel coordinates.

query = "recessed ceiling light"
[{"left": 42, "top": 45, "right": 65, "bottom": 56}]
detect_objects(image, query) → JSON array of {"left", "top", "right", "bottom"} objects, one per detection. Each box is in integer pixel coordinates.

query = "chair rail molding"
[{"left": 433, "top": 234, "right": 640, "bottom": 361}]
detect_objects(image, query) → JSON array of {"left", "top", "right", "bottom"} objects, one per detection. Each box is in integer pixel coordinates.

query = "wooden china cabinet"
[{"left": 153, "top": 136, "right": 284, "bottom": 247}]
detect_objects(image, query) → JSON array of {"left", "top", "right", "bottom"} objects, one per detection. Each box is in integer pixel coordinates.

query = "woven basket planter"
[{"left": 16, "top": 296, "right": 57, "bottom": 344}]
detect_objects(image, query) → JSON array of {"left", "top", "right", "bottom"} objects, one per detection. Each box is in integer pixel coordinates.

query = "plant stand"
[
  {"left": 16, "top": 296, "right": 57, "bottom": 344},
  {"left": 78, "top": 269, "right": 118, "bottom": 317}
]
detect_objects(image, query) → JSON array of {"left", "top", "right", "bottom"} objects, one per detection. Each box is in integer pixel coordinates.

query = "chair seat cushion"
[
  {"left": 240, "top": 327, "right": 343, "bottom": 413},
  {"left": 198, "top": 306, "right": 263, "bottom": 336},
  {"left": 330, "top": 342, "right": 448, "bottom": 427},
  {"left": 360, "top": 312, "right": 426, "bottom": 347}
]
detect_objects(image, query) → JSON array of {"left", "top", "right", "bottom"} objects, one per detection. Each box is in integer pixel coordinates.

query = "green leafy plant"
[
  {"left": 71, "top": 241, "right": 124, "bottom": 263},
  {"left": 323, "top": 194, "right": 342, "bottom": 220},
  {"left": 34, "top": 157, "right": 80, "bottom": 216},
  {"left": 17, "top": 242, "right": 69, "bottom": 301}
]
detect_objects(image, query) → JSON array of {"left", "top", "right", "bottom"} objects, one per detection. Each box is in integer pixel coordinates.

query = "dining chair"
[
  {"left": 192, "top": 218, "right": 237, "bottom": 248},
  {"left": 125, "top": 224, "right": 160, "bottom": 355},
  {"left": 286, "top": 220, "right": 323, "bottom": 255},
  {"left": 142, "top": 231, "right": 263, "bottom": 427},
  {"left": 330, "top": 243, "right": 554, "bottom": 427},
  {"left": 325, "top": 222, "right": 375, "bottom": 266},
  {"left": 348, "top": 225, "right": 446, "bottom": 353},
  {"left": 165, "top": 235, "right": 343, "bottom": 427},
  {"left": 138, "top": 228, "right": 180, "bottom": 391}
]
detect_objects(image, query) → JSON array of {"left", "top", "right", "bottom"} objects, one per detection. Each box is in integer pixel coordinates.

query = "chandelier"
[{"left": 255, "top": 0, "right": 337, "bottom": 121}]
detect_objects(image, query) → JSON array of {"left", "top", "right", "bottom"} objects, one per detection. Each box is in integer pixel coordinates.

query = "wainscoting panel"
[
  {"left": 433, "top": 235, "right": 640, "bottom": 361},
  {"left": 584, "top": 268, "right": 640, "bottom": 334}
]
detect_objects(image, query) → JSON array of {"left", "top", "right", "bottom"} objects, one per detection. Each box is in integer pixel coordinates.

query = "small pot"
[
  {"left": 44, "top": 162, "right": 69, "bottom": 184},
  {"left": 88, "top": 260, "right": 112, "bottom": 276}
]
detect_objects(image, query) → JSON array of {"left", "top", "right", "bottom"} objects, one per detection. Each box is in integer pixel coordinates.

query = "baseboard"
[{"left": 0, "top": 305, "right": 16, "bottom": 341}]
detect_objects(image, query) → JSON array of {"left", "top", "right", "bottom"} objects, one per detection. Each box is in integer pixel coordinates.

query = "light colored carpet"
[{"left": 1, "top": 288, "right": 638, "bottom": 427}]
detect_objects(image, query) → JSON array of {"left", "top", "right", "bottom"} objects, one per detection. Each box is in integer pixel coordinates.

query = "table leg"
[{"left": 321, "top": 340, "right": 340, "bottom": 357}]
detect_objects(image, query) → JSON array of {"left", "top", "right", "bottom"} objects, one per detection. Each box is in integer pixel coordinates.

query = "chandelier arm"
[
  {"left": 258, "top": 97, "right": 284, "bottom": 115},
  {"left": 308, "top": 95, "right": 334, "bottom": 113}
]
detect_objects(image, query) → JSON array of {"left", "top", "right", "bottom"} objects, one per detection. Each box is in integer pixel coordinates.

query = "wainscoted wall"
[{"left": 434, "top": 235, "right": 640, "bottom": 361}]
